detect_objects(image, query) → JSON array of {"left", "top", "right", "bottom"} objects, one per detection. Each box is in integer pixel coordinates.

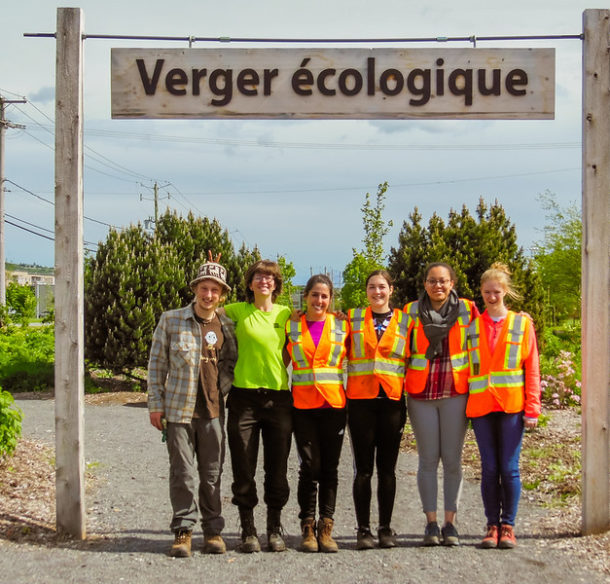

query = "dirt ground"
[{"left": 1, "top": 392, "right": 608, "bottom": 583}]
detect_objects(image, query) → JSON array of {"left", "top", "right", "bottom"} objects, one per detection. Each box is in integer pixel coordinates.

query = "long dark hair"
[{"left": 304, "top": 274, "right": 334, "bottom": 298}]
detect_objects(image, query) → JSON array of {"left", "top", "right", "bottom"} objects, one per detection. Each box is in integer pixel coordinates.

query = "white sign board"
[{"left": 111, "top": 48, "right": 555, "bottom": 120}]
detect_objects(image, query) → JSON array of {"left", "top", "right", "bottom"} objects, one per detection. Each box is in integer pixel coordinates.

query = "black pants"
[
  {"left": 347, "top": 395, "right": 407, "bottom": 529},
  {"left": 226, "top": 387, "right": 293, "bottom": 511},
  {"left": 293, "top": 407, "right": 347, "bottom": 520}
]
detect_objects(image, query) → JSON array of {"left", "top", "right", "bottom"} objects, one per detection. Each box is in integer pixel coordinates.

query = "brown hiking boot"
[
  {"left": 317, "top": 517, "right": 338, "bottom": 553},
  {"left": 203, "top": 534, "right": 226, "bottom": 554},
  {"left": 170, "top": 529, "right": 192, "bottom": 558},
  {"left": 300, "top": 518, "right": 318, "bottom": 553}
]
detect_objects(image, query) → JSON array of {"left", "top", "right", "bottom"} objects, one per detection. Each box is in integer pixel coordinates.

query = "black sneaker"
[
  {"left": 378, "top": 526, "right": 397, "bottom": 548},
  {"left": 441, "top": 522, "right": 460, "bottom": 546},
  {"left": 356, "top": 527, "right": 375, "bottom": 550},
  {"left": 423, "top": 521, "right": 441, "bottom": 546}
]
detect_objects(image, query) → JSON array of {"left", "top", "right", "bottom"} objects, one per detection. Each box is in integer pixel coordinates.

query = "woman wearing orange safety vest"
[
  {"left": 346, "top": 270, "right": 408, "bottom": 550},
  {"left": 466, "top": 263, "right": 540, "bottom": 550},
  {"left": 404, "top": 262, "right": 478, "bottom": 547},
  {"left": 286, "top": 274, "right": 348, "bottom": 553}
]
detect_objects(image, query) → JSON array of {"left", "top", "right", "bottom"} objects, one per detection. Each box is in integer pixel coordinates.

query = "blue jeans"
[{"left": 471, "top": 412, "right": 524, "bottom": 526}]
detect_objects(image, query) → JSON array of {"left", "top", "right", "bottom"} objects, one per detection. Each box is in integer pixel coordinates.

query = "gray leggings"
[{"left": 407, "top": 393, "right": 468, "bottom": 514}]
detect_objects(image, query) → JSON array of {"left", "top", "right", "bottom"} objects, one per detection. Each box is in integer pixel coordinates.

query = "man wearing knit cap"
[{"left": 148, "top": 252, "right": 237, "bottom": 557}]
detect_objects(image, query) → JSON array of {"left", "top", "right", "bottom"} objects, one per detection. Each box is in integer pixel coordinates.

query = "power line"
[
  {"left": 14, "top": 101, "right": 159, "bottom": 183},
  {"left": 6, "top": 212, "right": 99, "bottom": 247},
  {"left": 6, "top": 218, "right": 98, "bottom": 253},
  {"left": 4, "top": 179, "right": 119, "bottom": 228}
]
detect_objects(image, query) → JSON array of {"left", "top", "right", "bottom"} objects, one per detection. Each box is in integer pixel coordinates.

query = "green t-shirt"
[{"left": 224, "top": 302, "right": 291, "bottom": 390}]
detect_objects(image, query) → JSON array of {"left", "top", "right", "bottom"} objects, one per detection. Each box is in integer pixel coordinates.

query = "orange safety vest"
[
  {"left": 403, "top": 298, "right": 475, "bottom": 395},
  {"left": 286, "top": 314, "right": 348, "bottom": 409},
  {"left": 346, "top": 307, "right": 409, "bottom": 401},
  {"left": 465, "top": 311, "right": 532, "bottom": 417}
]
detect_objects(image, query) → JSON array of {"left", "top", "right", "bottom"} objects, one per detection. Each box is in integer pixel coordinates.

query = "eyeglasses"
[
  {"left": 253, "top": 274, "right": 274, "bottom": 282},
  {"left": 425, "top": 278, "right": 451, "bottom": 287}
]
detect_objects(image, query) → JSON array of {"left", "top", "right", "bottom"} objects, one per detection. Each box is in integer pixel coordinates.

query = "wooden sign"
[{"left": 111, "top": 48, "right": 555, "bottom": 120}]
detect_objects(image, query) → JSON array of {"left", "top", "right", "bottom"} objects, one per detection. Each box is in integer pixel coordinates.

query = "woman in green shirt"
[{"left": 223, "top": 259, "right": 292, "bottom": 553}]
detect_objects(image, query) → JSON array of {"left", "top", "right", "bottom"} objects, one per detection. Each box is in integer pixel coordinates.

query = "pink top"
[{"left": 306, "top": 319, "right": 325, "bottom": 347}]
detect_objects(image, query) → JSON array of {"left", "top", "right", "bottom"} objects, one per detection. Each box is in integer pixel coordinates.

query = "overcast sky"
[{"left": 1, "top": 0, "right": 596, "bottom": 283}]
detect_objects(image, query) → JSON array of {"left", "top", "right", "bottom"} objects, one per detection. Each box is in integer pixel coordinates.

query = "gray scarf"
[{"left": 418, "top": 289, "right": 461, "bottom": 360}]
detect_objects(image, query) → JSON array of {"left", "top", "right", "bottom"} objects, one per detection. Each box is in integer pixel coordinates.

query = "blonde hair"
[{"left": 480, "top": 262, "right": 523, "bottom": 302}]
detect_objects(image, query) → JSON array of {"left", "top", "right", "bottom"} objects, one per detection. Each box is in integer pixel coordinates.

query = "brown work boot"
[
  {"left": 203, "top": 534, "right": 226, "bottom": 554},
  {"left": 300, "top": 517, "right": 318, "bottom": 553},
  {"left": 169, "top": 529, "right": 192, "bottom": 558},
  {"left": 317, "top": 517, "right": 339, "bottom": 553}
]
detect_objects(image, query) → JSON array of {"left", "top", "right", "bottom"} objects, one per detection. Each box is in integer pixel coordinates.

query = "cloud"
[{"left": 29, "top": 86, "right": 55, "bottom": 104}]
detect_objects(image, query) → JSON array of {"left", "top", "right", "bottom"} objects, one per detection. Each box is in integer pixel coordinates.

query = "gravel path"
[{"left": 1, "top": 397, "right": 607, "bottom": 584}]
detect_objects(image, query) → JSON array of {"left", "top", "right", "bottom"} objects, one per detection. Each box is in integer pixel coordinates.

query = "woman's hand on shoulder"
[
  {"left": 333, "top": 310, "right": 348, "bottom": 321},
  {"left": 290, "top": 309, "right": 304, "bottom": 322}
]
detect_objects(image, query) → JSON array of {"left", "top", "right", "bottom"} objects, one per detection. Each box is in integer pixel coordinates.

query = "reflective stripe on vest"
[
  {"left": 328, "top": 319, "right": 347, "bottom": 367},
  {"left": 287, "top": 320, "right": 309, "bottom": 369},
  {"left": 292, "top": 368, "right": 344, "bottom": 386},
  {"left": 504, "top": 314, "right": 526, "bottom": 370},
  {"left": 390, "top": 310, "right": 409, "bottom": 358},
  {"left": 451, "top": 301, "right": 472, "bottom": 371},
  {"left": 468, "top": 371, "right": 526, "bottom": 394},
  {"left": 350, "top": 308, "right": 366, "bottom": 359},
  {"left": 347, "top": 358, "right": 404, "bottom": 378},
  {"left": 467, "top": 318, "right": 481, "bottom": 375}
]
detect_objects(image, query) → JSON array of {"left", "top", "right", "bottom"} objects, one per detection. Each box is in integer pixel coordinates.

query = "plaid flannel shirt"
[{"left": 147, "top": 304, "right": 237, "bottom": 423}]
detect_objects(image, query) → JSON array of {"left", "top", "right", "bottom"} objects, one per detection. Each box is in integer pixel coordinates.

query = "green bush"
[
  {"left": 0, "top": 387, "right": 23, "bottom": 458},
  {"left": 0, "top": 326, "right": 55, "bottom": 392}
]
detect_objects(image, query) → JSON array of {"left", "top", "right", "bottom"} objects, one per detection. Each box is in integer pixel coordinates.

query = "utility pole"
[
  {"left": 140, "top": 181, "right": 170, "bottom": 230},
  {"left": 0, "top": 95, "right": 26, "bottom": 305}
]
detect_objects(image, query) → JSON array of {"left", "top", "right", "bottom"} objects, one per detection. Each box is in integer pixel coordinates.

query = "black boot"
[
  {"left": 266, "top": 508, "right": 286, "bottom": 552},
  {"left": 239, "top": 508, "right": 261, "bottom": 553}
]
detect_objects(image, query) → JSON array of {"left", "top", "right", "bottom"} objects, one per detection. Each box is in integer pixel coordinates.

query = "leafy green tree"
[
  {"left": 275, "top": 255, "right": 297, "bottom": 308},
  {"left": 388, "top": 198, "right": 544, "bottom": 330},
  {"left": 341, "top": 182, "right": 393, "bottom": 310},
  {"left": 6, "top": 282, "right": 36, "bottom": 324},
  {"left": 532, "top": 191, "right": 581, "bottom": 323}
]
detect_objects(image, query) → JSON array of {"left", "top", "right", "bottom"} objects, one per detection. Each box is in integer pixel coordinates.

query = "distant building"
[
  {"left": 7, "top": 270, "right": 55, "bottom": 318},
  {"left": 9, "top": 270, "right": 55, "bottom": 286}
]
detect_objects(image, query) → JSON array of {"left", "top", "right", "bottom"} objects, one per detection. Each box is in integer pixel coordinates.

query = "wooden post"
[
  {"left": 581, "top": 9, "right": 610, "bottom": 535},
  {"left": 54, "top": 7, "right": 85, "bottom": 539}
]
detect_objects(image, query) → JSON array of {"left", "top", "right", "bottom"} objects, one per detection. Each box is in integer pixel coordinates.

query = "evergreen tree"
[
  {"left": 388, "top": 198, "right": 544, "bottom": 331},
  {"left": 84, "top": 211, "right": 261, "bottom": 371}
]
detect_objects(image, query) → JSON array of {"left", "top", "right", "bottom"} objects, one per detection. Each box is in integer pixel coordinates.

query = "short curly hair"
[{"left": 244, "top": 259, "right": 283, "bottom": 303}]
